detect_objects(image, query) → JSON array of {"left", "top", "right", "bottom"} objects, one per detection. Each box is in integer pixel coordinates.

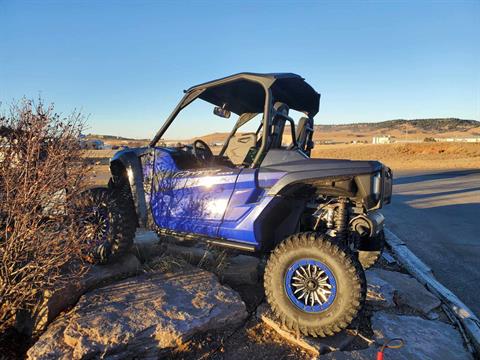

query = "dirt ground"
[{"left": 311, "top": 142, "right": 480, "bottom": 172}]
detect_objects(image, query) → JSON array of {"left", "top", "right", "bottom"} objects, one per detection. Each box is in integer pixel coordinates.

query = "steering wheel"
[{"left": 192, "top": 139, "right": 214, "bottom": 163}]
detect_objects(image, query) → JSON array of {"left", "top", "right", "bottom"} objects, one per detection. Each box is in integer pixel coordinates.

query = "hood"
[
  {"left": 260, "top": 149, "right": 382, "bottom": 175},
  {"left": 262, "top": 157, "right": 382, "bottom": 174}
]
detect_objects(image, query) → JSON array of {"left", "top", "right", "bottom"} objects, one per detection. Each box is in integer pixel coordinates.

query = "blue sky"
[{"left": 1, "top": 0, "right": 479, "bottom": 138}]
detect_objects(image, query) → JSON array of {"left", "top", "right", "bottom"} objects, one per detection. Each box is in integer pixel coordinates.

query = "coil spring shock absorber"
[{"left": 335, "top": 198, "right": 349, "bottom": 245}]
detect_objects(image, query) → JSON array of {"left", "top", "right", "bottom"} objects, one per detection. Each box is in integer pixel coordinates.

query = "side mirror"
[{"left": 213, "top": 106, "right": 231, "bottom": 119}]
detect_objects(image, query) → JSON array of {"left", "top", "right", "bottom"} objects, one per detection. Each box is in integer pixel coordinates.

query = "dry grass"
[
  {"left": 82, "top": 149, "right": 117, "bottom": 159},
  {"left": 311, "top": 142, "right": 480, "bottom": 171},
  {"left": 145, "top": 254, "right": 189, "bottom": 273}
]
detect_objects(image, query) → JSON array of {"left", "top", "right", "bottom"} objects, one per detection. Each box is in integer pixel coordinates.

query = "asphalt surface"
[{"left": 383, "top": 169, "right": 480, "bottom": 316}]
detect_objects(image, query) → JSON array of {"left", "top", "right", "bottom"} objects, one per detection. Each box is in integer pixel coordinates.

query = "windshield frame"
[{"left": 150, "top": 81, "right": 272, "bottom": 168}]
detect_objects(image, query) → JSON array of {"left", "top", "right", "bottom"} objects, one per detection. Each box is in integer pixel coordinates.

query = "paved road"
[{"left": 383, "top": 169, "right": 480, "bottom": 316}]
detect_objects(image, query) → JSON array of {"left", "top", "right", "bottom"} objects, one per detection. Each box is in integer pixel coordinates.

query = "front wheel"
[{"left": 264, "top": 232, "right": 366, "bottom": 337}]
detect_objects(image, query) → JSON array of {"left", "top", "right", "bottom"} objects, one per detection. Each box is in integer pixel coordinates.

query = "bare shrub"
[{"left": 0, "top": 99, "right": 91, "bottom": 335}]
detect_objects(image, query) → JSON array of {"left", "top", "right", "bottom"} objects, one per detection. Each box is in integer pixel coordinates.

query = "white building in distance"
[{"left": 372, "top": 135, "right": 393, "bottom": 144}]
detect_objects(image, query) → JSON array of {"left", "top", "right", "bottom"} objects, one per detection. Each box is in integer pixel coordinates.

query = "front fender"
[{"left": 110, "top": 148, "right": 149, "bottom": 227}]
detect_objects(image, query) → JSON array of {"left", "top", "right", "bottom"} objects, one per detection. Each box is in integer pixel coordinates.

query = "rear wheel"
[
  {"left": 264, "top": 232, "right": 366, "bottom": 337},
  {"left": 76, "top": 187, "right": 135, "bottom": 264}
]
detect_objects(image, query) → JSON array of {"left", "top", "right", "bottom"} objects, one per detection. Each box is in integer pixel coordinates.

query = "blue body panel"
[{"left": 145, "top": 148, "right": 287, "bottom": 247}]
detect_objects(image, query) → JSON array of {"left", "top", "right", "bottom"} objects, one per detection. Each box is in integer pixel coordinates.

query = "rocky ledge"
[{"left": 27, "top": 267, "right": 247, "bottom": 359}]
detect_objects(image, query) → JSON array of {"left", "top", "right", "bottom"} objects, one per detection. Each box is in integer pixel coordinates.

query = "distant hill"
[
  {"left": 87, "top": 118, "right": 480, "bottom": 145},
  {"left": 316, "top": 118, "right": 480, "bottom": 133},
  {"left": 312, "top": 118, "right": 480, "bottom": 143},
  {"left": 85, "top": 134, "right": 149, "bottom": 142}
]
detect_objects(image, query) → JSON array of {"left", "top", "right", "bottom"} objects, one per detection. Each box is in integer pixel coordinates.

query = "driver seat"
[
  {"left": 270, "top": 102, "right": 289, "bottom": 149},
  {"left": 225, "top": 133, "right": 256, "bottom": 165}
]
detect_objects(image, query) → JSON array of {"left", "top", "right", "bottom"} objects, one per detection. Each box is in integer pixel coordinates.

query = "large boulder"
[
  {"left": 16, "top": 253, "right": 141, "bottom": 336},
  {"left": 366, "top": 268, "right": 441, "bottom": 314},
  {"left": 365, "top": 269, "right": 396, "bottom": 309},
  {"left": 220, "top": 254, "right": 260, "bottom": 286},
  {"left": 323, "top": 312, "right": 473, "bottom": 360},
  {"left": 371, "top": 312, "right": 473, "bottom": 360},
  {"left": 163, "top": 245, "right": 260, "bottom": 286},
  {"left": 322, "top": 347, "right": 377, "bottom": 360},
  {"left": 27, "top": 267, "right": 248, "bottom": 359},
  {"left": 163, "top": 243, "right": 214, "bottom": 266}
]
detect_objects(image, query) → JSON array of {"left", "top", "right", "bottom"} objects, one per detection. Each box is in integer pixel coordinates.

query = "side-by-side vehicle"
[{"left": 82, "top": 73, "right": 392, "bottom": 337}]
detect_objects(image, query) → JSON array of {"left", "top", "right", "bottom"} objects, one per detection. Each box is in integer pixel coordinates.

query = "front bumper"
[{"left": 382, "top": 166, "right": 393, "bottom": 205}]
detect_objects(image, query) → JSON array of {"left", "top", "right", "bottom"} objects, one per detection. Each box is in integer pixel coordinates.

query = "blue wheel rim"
[{"left": 284, "top": 259, "right": 337, "bottom": 313}]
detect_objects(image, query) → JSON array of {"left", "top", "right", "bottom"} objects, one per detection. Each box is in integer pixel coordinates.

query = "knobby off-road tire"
[
  {"left": 264, "top": 232, "right": 366, "bottom": 337},
  {"left": 358, "top": 230, "right": 385, "bottom": 270},
  {"left": 108, "top": 177, "right": 137, "bottom": 245},
  {"left": 77, "top": 187, "right": 135, "bottom": 264}
]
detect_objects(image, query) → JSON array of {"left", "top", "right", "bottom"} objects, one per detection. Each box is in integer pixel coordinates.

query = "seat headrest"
[{"left": 273, "top": 102, "right": 289, "bottom": 116}]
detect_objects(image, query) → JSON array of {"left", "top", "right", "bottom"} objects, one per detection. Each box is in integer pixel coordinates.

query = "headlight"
[{"left": 372, "top": 172, "right": 382, "bottom": 201}]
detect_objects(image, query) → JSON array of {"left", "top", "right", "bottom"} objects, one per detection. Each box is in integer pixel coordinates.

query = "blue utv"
[{"left": 80, "top": 73, "right": 393, "bottom": 337}]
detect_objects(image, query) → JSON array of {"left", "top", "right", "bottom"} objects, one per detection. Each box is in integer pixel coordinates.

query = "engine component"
[{"left": 350, "top": 211, "right": 385, "bottom": 238}]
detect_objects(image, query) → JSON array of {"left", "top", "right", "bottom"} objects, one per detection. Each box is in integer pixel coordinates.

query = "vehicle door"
[{"left": 148, "top": 148, "right": 240, "bottom": 237}]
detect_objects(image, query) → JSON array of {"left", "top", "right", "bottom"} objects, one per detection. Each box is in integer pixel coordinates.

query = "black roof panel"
[{"left": 186, "top": 72, "right": 320, "bottom": 117}]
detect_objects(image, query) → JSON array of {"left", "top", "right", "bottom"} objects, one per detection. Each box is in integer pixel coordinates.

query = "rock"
[
  {"left": 220, "top": 255, "right": 260, "bottom": 286},
  {"left": 134, "top": 228, "right": 159, "bottom": 244},
  {"left": 16, "top": 253, "right": 141, "bottom": 336},
  {"left": 324, "top": 312, "right": 474, "bottom": 360},
  {"left": 164, "top": 243, "right": 214, "bottom": 266},
  {"left": 367, "top": 269, "right": 441, "bottom": 314},
  {"left": 82, "top": 253, "right": 141, "bottom": 289},
  {"left": 162, "top": 246, "right": 259, "bottom": 287},
  {"left": 256, "top": 303, "right": 354, "bottom": 356},
  {"left": 365, "top": 270, "right": 396, "bottom": 309},
  {"left": 370, "top": 312, "right": 473, "bottom": 360},
  {"left": 321, "top": 347, "right": 378, "bottom": 360},
  {"left": 27, "top": 267, "right": 248, "bottom": 359},
  {"left": 25, "top": 319, "right": 74, "bottom": 360},
  {"left": 131, "top": 229, "right": 164, "bottom": 263}
]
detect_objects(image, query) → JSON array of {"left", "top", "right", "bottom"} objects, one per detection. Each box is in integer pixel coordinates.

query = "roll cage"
[{"left": 150, "top": 72, "right": 320, "bottom": 167}]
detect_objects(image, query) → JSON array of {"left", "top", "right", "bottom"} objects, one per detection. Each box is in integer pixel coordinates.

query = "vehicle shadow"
[
  {"left": 392, "top": 187, "right": 480, "bottom": 204},
  {"left": 394, "top": 169, "right": 480, "bottom": 185}
]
